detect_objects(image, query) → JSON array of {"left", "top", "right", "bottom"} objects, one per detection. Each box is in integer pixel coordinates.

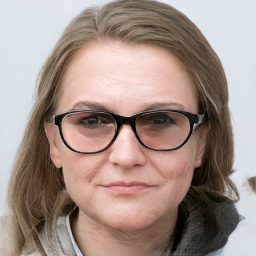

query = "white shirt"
[{"left": 66, "top": 213, "right": 84, "bottom": 256}]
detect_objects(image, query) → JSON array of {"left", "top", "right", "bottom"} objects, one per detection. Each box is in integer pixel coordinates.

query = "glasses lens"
[
  {"left": 136, "top": 111, "right": 190, "bottom": 150},
  {"left": 61, "top": 112, "right": 116, "bottom": 152}
]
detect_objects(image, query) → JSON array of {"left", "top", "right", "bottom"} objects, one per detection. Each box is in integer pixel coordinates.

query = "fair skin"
[{"left": 46, "top": 41, "right": 206, "bottom": 256}]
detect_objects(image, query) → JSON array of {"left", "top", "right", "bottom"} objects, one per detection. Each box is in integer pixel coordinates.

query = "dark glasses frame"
[{"left": 51, "top": 109, "right": 206, "bottom": 154}]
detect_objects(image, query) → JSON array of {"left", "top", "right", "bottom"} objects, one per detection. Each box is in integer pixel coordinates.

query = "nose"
[{"left": 109, "top": 125, "right": 147, "bottom": 168}]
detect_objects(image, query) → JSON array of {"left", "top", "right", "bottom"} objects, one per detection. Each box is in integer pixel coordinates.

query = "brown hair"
[{"left": 7, "top": 0, "right": 238, "bottom": 253}]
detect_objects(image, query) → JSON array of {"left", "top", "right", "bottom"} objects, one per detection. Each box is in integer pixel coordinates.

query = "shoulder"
[
  {"left": 0, "top": 214, "right": 20, "bottom": 256},
  {"left": 55, "top": 216, "right": 76, "bottom": 255},
  {"left": 26, "top": 216, "right": 75, "bottom": 256},
  {"left": 222, "top": 217, "right": 256, "bottom": 256},
  {"left": 0, "top": 215, "right": 75, "bottom": 256},
  {"left": 222, "top": 171, "right": 256, "bottom": 256},
  {"left": 0, "top": 214, "right": 40, "bottom": 256},
  {"left": 206, "top": 248, "right": 224, "bottom": 256}
]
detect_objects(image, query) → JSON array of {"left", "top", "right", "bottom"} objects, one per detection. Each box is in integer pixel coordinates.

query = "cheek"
[
  {"left": 150, "top": 141, "right": 199, "bottom": 199},
  {"left": 58, "top": 147, "right": 105, "bottom": 198},
  {"left": 153, "top": 146, "right": 197, "bottom": 180},
  {"left": 144, "top": 146, "right": 197, "bottom": 217}
]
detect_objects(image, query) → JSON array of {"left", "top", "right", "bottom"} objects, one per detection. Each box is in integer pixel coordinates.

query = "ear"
[
  {"left": 194, "top": 124, "right": 209, "bottom": 168},
  {"left": 45, "top": 123, "right": 62, "bottom": 168}
]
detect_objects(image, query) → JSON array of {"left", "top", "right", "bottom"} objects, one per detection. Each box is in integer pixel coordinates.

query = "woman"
[{"left": 1, "top": 0, "right": 240, "bottom": 255}]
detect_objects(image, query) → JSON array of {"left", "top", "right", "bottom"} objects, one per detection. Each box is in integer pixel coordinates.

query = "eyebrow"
[
  {"left": 69, "top": 101, "right": 185, "bottom": 113},
  {"left": 144, "top": 102, "right": 185, "bottom": 111},
  {"left": 70, "top": 101, "right": 110, "bottom": 111}
]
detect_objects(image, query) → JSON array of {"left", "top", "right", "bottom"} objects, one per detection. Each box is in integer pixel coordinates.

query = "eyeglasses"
[{"left": 51, "top": 109, "right": 206, "bottom": 154}]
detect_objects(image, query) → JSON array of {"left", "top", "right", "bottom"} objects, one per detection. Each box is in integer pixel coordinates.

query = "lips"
[{"left": 101, "top": 181, "right": 154, "bottom": 194}]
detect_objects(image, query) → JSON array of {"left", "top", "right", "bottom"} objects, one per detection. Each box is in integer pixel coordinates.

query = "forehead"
[{"left": 57, "top": 40, "right": 198, "bottom": 114}]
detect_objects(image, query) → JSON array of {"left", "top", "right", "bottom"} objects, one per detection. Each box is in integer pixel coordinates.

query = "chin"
[
  {"left": 107, "top": 217, "right": 154, "bottom": 233},
  {"left": 102, "top": 207, "right": 169, "bottom": 233}
]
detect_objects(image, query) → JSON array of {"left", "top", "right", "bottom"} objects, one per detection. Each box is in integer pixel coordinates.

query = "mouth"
[{"left": 100, "top": 181, "right": 155, "bottom": 194}]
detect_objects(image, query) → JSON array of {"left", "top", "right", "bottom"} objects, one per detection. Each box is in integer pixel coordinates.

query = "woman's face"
[{"left": 46, "top": 41, "right": 206, "bottom": 233}]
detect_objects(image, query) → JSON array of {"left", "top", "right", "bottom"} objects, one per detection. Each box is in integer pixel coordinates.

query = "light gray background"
[{"left": 0, "top": 0, "right": 256, "bottom": 215}]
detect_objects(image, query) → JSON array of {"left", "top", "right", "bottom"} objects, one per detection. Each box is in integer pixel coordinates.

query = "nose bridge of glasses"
[
  {"left": 114, "top": 114, "right": 136, "bottom": 126},
  {"left": 113, "top": 114, "right": 138, "bottom": 138}
]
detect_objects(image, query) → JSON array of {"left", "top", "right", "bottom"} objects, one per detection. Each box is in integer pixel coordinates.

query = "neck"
[{"left": 71, "top": 210, "right": 176, "bottom": 256}]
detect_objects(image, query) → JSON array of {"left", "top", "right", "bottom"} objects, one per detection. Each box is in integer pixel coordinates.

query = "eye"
[
  {"left": 80, "top": 115, "right": 111, "bottom": 125},
  {"left": 137, "top": 112, "right": 177, "bottom": 129},
  {"left": 83, "top": 116, "right": 100, "bottom": 125},
  {"left": 149, "top": 113, "right": 176, "bottom": 125}
]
